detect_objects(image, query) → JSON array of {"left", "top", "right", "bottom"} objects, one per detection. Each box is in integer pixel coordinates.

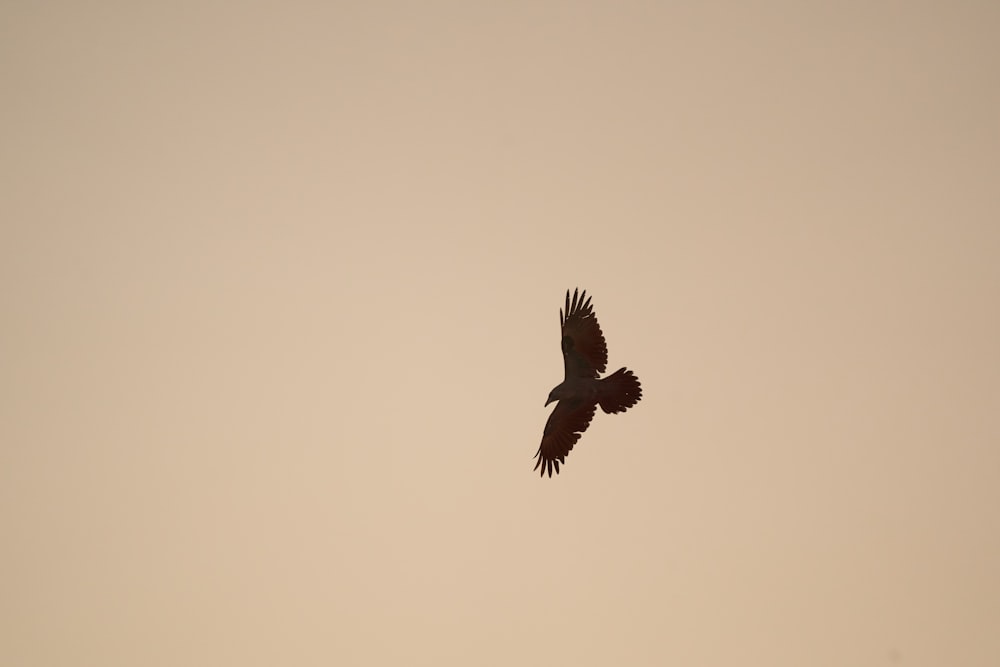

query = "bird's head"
[{"left": 545, "top": 383, "right": 568, "bottom": 407}]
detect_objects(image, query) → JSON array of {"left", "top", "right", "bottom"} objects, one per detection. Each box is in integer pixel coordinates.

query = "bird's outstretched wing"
[
  {"left": 560, "top": 288, "right": 608, "bottom": 380},
  {"left": 533, "top": 399, "right": 597, "bottom": 477}
]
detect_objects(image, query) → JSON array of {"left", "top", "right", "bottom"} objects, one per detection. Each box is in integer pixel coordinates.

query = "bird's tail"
[{"left": 598, "top": 368, "right": 642, "bottom": 414}]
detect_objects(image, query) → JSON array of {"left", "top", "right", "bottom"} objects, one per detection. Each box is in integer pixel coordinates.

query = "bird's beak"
[{"left": 544, "top": 397, "right": 553, "bottom": 407}]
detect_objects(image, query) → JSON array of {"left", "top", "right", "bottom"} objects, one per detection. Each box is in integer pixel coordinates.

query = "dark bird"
[{"left": 534, "top": 288, "right": 642, "bottom": 477}]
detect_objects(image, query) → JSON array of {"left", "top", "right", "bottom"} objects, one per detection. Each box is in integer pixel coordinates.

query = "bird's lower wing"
[{"left": 534, "top": 399, "right": 597, "bottom": 477}]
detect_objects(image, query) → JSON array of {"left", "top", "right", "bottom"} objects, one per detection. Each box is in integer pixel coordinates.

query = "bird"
[{"left": 534, "top": 288, "right": 642, "bottom": 477}]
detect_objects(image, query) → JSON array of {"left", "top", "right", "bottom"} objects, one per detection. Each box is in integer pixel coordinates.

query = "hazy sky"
[{"left": 3, "top": 2, "right": 999, "bottom": 665}]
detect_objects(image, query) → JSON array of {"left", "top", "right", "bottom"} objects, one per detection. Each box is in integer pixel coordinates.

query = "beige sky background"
[{"left": 3, "top": 2, "right": 999, "bottom": 665}]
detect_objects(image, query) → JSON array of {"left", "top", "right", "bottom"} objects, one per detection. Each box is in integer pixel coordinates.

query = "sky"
[{"left": 2, "top": 2, "right": 999, "bottom": 665}]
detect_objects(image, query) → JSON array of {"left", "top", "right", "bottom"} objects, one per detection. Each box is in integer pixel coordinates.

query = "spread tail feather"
[{"left": 598, "top": 368, "right": 642, "bottom": 414}]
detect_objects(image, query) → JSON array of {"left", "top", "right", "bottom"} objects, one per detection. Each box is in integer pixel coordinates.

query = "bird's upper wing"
[
  {"left": 533, "top": 398, "right": 597, "bottom": 477},
  {"left": 560, "top": 288, "right": 608, "bottom": 379}
]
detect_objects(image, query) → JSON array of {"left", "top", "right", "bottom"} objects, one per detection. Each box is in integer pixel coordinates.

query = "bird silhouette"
[{"left": 534, "top": 288, "right": 642, "bottom": 477}]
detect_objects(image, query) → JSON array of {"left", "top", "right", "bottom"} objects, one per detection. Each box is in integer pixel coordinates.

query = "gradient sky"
[{"left": 3, "top": 2, "right": 999, "bottom": 665}]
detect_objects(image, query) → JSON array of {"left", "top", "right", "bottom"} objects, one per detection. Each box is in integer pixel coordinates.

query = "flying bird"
[{"left": 534, "top": 288, "right": 642, "bottom": 477}]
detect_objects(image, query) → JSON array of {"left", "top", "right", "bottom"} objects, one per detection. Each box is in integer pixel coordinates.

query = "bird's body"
[{"left": 534, "top": 289, "right": 642, "bottom": 477}]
